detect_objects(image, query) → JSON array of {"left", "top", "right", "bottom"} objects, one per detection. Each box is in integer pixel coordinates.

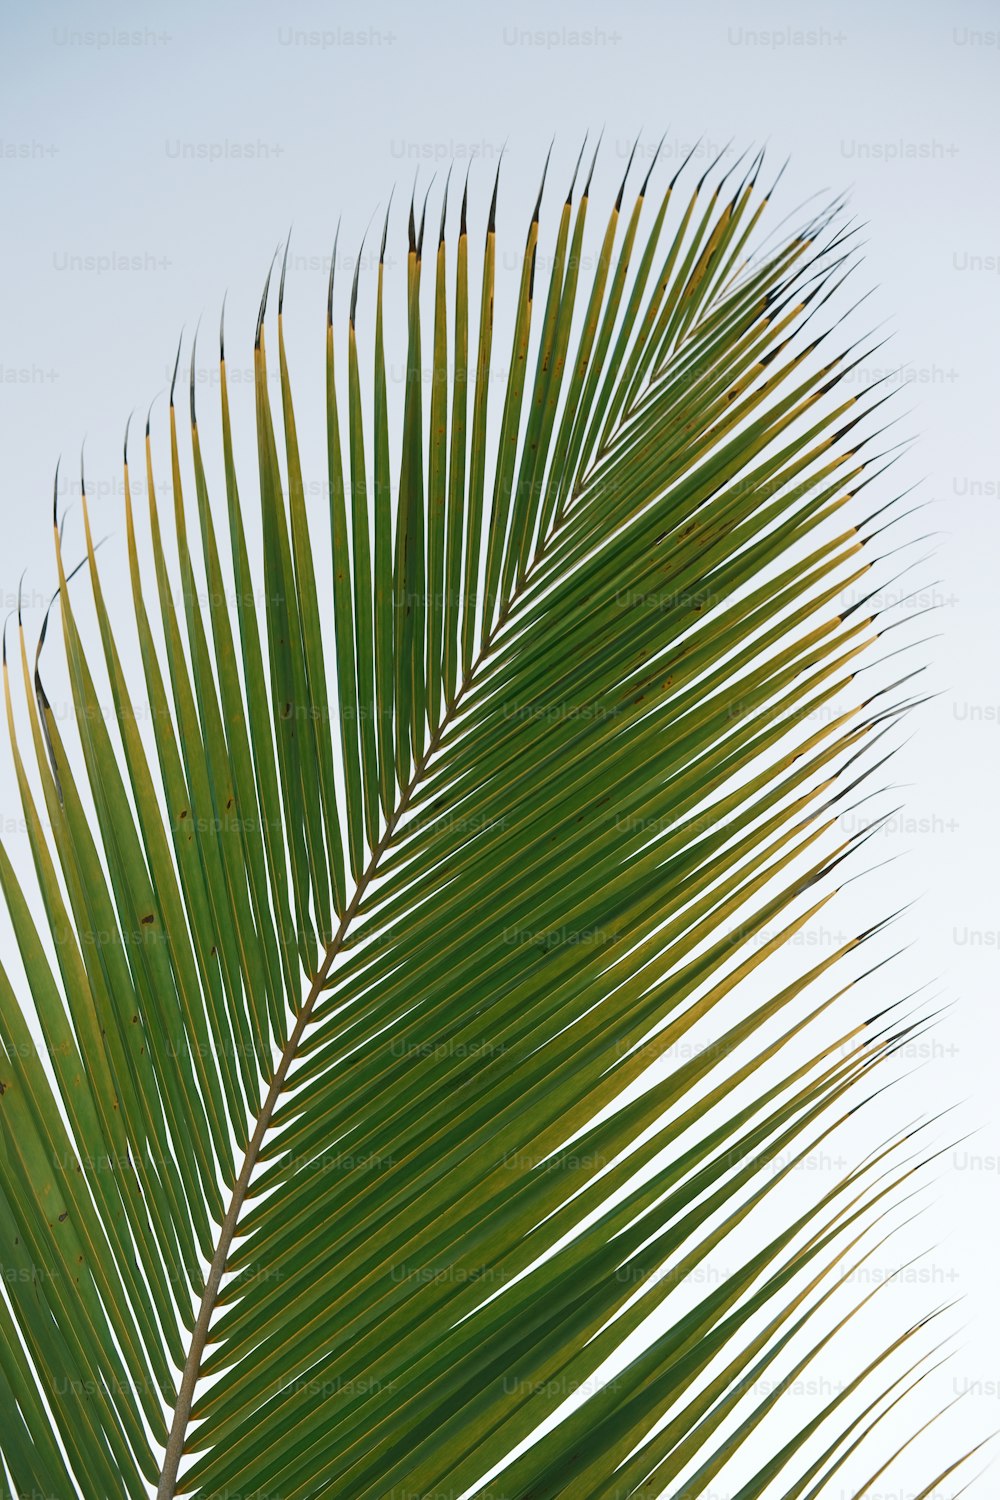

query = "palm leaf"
[{"left": 0, "top": 136, "right": 970, "bottom": 1500}]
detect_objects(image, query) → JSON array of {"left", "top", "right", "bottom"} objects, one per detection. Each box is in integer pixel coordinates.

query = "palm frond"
[{"left": 0, "top": 136, "right": 970, "bottom": 1500}]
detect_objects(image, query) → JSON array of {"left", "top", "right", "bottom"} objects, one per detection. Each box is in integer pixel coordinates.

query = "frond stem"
[{"left": 156, "top": 630, "right": 495, "bottom": 1496}]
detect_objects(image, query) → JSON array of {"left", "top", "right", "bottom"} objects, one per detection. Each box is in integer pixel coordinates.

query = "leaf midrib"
[{"left": 156, "top": 631, "right": 496, "bottom": 1496}]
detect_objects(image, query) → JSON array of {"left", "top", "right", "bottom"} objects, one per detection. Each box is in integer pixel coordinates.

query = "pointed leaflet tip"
[
  {"left": 219, "top": 291, "right": 227, "bottom": 361},
  {"left": 615, "top": 130, "right": 642, "bottom": 208},
  {"left": 669, "top": 132, "right": 700, "bottom": 191},
  {"left": 532, "top": 137, "right": 554, "bottom": 225},
  {"left": 379, "top": 192, "right": 393, "bottom": 263},
  {"left": 349, "top": 257, "right": 361, "bottom": 329},
  {"left": 169, "top": 331, "right": 183, "bottom": 408},
  {"left": 566, "top": 133, "right": 588, "bottom": 205},
  {"left": 350, "top": 220, "right": 371, "bottom": 328},
  {"left": 123, "top": 410, "right": 134, "bottom": 465},
  {"left": 327, "top": 218, "right": 341, "bottom": 329},
  {"left": 255, "top": 248, "right": 279, "bottom": 350},
  {"left": 278, "top": 226, "right": 293, "bottom": 316},
  {"left": 408, "top": 189, "right": 417, "bottom": 255},
  {"left": 748, "top": 141, "right": 768, "bottom": 191},
  {"left": 416, "top": 177, "right": 434, "bottom": 260},
  {"left": 721, "top": 143, "right": 755, "bottom": 209},
  {"left": 696, "top": 136, "right": 733, "bottom": 194},
  {"left": 638, "top": 128, "right": 667, "bottom": 196},
  {"left": 145, "top": 390, "right": 160, "bottom": 440},
  {"left": 487, "top": 148, "right": 503, "bottom": 236},
  {"left": 35, "top": 547, "right": 102, "bottom": 794},
  {"left": 765, "top": 154, "right": 791, "bottom": 201},
  {"left": 716, "top": 141, "right": 752, "bottom": 199},
  {"left": 460, "top": 163, "right": 470, "bottom": 236},
  {"left": 582, "top": 127, "right": 603, "bottom": 198},
  {"left": 52, "top": 459, "right": 60, "bottom": 529},
  {"left": 439, "top": 162, "right": 453, "bottom": 245},
  {"left": 189, "top": 323, "right": 200, "bottom": 427}
]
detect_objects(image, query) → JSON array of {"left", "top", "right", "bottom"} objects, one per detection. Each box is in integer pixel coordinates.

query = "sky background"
[{"left": 1, "top": 1, "right": 998, "bottom": 1494}]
